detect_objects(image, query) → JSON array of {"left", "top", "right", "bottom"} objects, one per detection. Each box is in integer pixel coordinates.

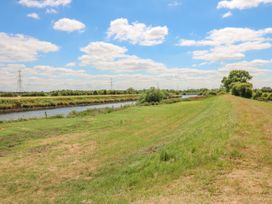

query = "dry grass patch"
[
  {"left": 0, "top": 132, "right": 97, "bottom": 203},
  {"left": 210, "top": 96, "right": 272, "bottom": 203}
]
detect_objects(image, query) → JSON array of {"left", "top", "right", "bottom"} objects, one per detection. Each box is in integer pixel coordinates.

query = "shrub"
[
  {"left": 231, "top": 82, "right": 253, "bottom": 98},
  {"left": 139, "top": 87, "right": 165, "bottom": 104},
  {"left": 253, "top": 90, "right": 263, "bottom": 100},
  {"left": 268, "top": 93, "right": 272, "bottom": 101},
  {"left": 207, "top": 91, "right": 217, "bottom": 96},
  {"left": 162, "top": 98, "right": 182, "bottom": 104}
]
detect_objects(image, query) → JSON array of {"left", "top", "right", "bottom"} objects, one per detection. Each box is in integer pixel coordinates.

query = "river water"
[
  {"left": 0, "top": 101, "right": 136, "bottom": 122},
  {"left": 181, "top": 95, "right": 199, "bottom": 99}
]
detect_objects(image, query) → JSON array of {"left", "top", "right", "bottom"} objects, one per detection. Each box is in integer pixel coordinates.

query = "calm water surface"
[
  {"left": 181, "top": 95, "right": 199, "bottom": 99},
  {"left": 0, "top": 101, "right": 136, "bottom": 121}
]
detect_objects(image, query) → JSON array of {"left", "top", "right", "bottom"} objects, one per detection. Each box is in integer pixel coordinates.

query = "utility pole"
[
  {"left": 17, "top": 70, "right": 22, "bottom": 92},
  {"left": 110, "top": 78, "right": 113, "bottom": 90}
]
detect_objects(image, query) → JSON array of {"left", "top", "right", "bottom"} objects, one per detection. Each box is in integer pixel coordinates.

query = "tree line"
[
  {"left": 221, "top": 70, "right": 272, "bottom": 102},
  {"left": 0, "top": 88, "right": 182, "bottom": 97}
]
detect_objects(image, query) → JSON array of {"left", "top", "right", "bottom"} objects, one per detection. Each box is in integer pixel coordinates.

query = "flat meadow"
[{"left": 0, "top": 95, "right": 271, "bottom": 203}]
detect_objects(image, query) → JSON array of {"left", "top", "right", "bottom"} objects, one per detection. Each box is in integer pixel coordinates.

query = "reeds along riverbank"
[{"left": 0, "top": 95, "right": 139, "bottom": 113}]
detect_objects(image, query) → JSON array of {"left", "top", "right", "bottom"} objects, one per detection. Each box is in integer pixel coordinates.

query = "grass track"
[{"left": 0, "top": 95, "right": 271, "bottom": 203}]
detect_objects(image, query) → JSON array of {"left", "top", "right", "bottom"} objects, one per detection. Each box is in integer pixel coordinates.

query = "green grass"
[
  {"left": 0, "top": 95, "right": 271, "bottom": 203},
  {"left": 0, "top": 94, "right": 139, "bottom": 112}
]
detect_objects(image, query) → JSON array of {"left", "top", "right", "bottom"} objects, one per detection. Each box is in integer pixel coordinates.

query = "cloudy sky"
[{"left": 0, "top": 0, "right": 272, "bottom": 91}]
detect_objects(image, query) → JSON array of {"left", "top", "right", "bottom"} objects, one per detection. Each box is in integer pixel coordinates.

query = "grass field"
[
  {"left": 0, "top": 94, "right": 139, "bottom": 112},
  {"left": 0, "top": 95, "right": 271, "bottom": 203}
]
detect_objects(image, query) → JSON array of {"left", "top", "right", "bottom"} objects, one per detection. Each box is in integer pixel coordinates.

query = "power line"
[{"left": 17, "top": 70, "right": 23, "bottom": 92}]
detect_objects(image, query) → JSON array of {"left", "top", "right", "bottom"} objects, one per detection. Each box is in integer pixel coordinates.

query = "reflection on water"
[
  {"left": 181, "top": 95, "right": 199, "bottom": 99},
  {"left": 0, "top": 101, "right": 136, "bottom": 121}
]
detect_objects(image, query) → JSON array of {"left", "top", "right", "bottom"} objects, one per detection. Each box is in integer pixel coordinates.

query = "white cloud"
[
  {"left": 0, "top": 63, "right": 220, "bottom": 91},
  {"left": 107, "top": 18, "right": 168, "bottom": 46},
  {"left": 79, "top": 41, "right": 270, "bottom": 86},
  {"left": 219, "top": 59, "right": 272, "bottom": 74},
  {"left": 79, "top": 41, "right": 167, "bottom": 73},
  {"left": 77, "top": 41, "right": 233, "bottom": 88},
  {"left": 0, "top": 64, "right": 90, "bottom": 91},
  {"left": 178, "top": 27, "right": 272, "bottom": 62},
  {"left": 18, "top": 0, "right": 72, "bottom": 8},
  {"left": 222, "top": 11, "right": 233, "bottom": 18},
  {"left": 178, "top": 39, "right": 217, "bottom": 47},
  {"left": 217, "top": 0, "right": 272, "bottom": 10},
  {"left": 53, "top": 18, "right": 86, "bottom": 32},
  {"left": 218, "top": 59, "right": 272, "bottom": 87},
  {"left": 0, "top": 32, "right": 59, "bottom": 63},
  {"left": 28, "top": 65, "right": 86, "bottom": 76},
  {"left": 168, "top": 1, "right": 182, "bottom": 7},
  {"left": 27, "top": 12, "right": 40, "bottom": 19},
  {"left": 65, "top": 62, "right": 76, "bottom": 67},
  {"left": 46, "top": 8, "right": 58, "bottom": 14},
  {"left": 1, "top": 58, "right": 271, "bottom": 91}
]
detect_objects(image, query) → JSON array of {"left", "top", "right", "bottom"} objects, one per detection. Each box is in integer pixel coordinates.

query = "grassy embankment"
[
  {"left": 0, "top": 95, "right": 271, "bottom": 203},
  {"left": 0, "top": 94, "right": 139, "bottom": 113}
]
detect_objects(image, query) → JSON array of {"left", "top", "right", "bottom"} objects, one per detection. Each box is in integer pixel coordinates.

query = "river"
[
  {"left": 181, "top": 95, "right": 199, "bottom": 99},
  {"left": 0, "top": 101, "right": 136, "bottom": 121}
]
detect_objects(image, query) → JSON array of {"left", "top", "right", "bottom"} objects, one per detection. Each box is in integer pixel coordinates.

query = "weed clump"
[
  {"left": 229, "top": 150, "right": 243, "bottom": 159},
  {"left": 49, "top": 114, "right": 64, "bottom": 119},
  {"left": 160, "top": 150, "right": 175, "bottom": 162}
]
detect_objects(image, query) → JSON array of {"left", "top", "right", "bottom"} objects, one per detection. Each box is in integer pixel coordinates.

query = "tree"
[
  {"left": 261, "top": 87, "right": 272, "bottom": 93},
  {"left": 231, "top": 82, "right": 253, "bottom": 98},
  {"left": 221, "top": 70, "right": 252, "bottom": 92},
  {"left": 126, "top": 87, "right": 136, "bottom": 94}
]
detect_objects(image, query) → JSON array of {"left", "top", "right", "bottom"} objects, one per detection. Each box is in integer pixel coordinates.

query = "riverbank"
[
  {"left": 0, "top": 96, "right": 203, "bottom": 122},
  {"left": 0, "top": 94, "right": 139, "bottom": 113},
  {"left": 0, "top": 95, "right": 271, "bottom": 203},
  {"left": 0, "top": 101, "right": 136, "bottom": 122}
]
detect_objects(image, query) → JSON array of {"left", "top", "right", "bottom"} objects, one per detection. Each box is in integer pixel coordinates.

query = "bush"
[
  {"left": 162, "top": 98, "right": 182, "bottom": 104},
  {"left": 231, "top": 82, "right": 253, "bottom": 98},
  {"left": 207, "top": 91, "right": 217, "bottom": 96},
  {"left": 253, "top": 90, "right": 263, "bottom": 100},
  {"left": 139, "top": 87, "right": 165, "bottom": 104},
  {"left": 252, "top": 89, "right": 272, "bottom": 102},
  {"left": 268, "top": 93, "right": 272, "bottom": 101}
]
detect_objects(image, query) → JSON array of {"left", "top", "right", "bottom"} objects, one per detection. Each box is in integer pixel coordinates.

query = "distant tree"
[
  {"left": 261, "top": 87, "right": 272, "bottom": 93},
  {"left": 126, "top": 87, "right": 136, "bottom": 94},
  {"left": 221, "top": 70, "right": 252, "bottom": 92}
]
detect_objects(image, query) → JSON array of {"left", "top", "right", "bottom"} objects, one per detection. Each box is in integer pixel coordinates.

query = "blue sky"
[{"left": 0, "top": 0, "right": 272, "bottom": 91}]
